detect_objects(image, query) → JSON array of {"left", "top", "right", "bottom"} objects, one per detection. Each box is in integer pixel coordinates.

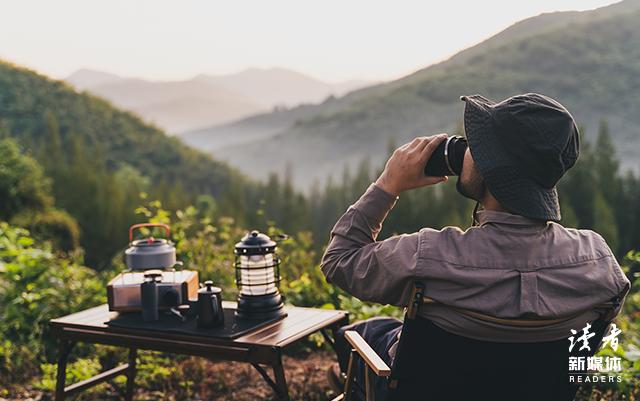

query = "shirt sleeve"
[
  {"left": 593, "top": 232, "right": 632, "bottom": 322},
  {"left": 320, "top": 183, "right": 420, "bottom": 306}
]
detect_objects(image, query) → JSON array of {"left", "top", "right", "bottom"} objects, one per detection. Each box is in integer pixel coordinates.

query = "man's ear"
[{"left": 463, "top": 148, "right": 474, "bottom": 170}]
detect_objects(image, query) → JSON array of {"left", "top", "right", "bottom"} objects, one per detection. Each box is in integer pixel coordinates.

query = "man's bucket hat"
[{"left": 460, "top": 93, "right": 580, "bottom": 222}]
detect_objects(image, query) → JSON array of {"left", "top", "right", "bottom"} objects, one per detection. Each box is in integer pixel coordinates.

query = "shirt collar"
[{"left": 476, "top": 210, "right": 548, "bottom": 227}]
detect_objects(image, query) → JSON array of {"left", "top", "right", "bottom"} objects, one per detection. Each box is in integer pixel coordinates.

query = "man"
[{"left": 320, "top": 93, "right": 630, "bottom": 400}]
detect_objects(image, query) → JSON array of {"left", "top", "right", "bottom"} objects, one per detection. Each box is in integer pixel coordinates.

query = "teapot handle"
[
  {"left": 129, "top": 223, "right": 171, "bottom": 242},
  {"left": 210, "top": 294, "right": 221, "bottom": 321}
]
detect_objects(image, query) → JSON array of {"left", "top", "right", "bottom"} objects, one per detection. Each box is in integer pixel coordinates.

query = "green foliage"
[
  {"left": 0, "top": 137, "right": 82, "bottom": 253},
  {"left": 0, "top": 138, "right": 52, "bottom": 220},
  {"left": 593, "top": 192, "right": 620, "bottom": 253},
  {"left": 592, "top": 251, "right": 640, "bottom": 396},
  {"left": 11, "top": 209, "right": 81, "bottom": 252},
  {"left": 0, "top": 222, "right": 104, "bottom": 383},
  {"left": 337, "top": 296, "right": 402, "bottom": 322},
  {"left": 45, "top": 131, "right": 144, "bottom": 267},
  {"left": 559, "top": 127, "right": 640, "bottom": 255},
  {"left": 38, "top": 358, "right": 103, "bottom": 393}
]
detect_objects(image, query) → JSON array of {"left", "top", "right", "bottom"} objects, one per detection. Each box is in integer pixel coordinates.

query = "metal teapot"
[{"left": 197, "top": 281, "right": 224, "bottom": 328}]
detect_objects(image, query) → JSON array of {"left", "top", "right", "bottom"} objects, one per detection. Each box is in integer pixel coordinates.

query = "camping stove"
[{"left": 107, "top": 223, "right": 198, "bottom": 312}]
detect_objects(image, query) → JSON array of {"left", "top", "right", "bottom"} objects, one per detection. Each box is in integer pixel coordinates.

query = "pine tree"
[
  {"left": 593, "top": 121, "right": 621, "bottom": 205},
  {"left": 559, "top": 198, "right": 579, "bottom": 228},
  {"left": 592, "top": 192, "right": 619, "bottom": 253}
]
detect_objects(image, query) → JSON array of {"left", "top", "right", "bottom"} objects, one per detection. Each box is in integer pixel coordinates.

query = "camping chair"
[{"left": 332, "top": 282, "right": 620, "bottom": 401}]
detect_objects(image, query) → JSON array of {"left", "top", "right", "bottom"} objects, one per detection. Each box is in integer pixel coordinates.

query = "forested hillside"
[
  {"left": 0, "top": 61, "right": 266, "bottom": 266},
  {"left": 184, "top": 0, "right": 640, "bottom": 190}
]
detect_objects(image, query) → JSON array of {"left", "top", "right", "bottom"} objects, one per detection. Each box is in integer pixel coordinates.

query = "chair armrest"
[{"left": 344, "top": 330, "right": 391, "bottom": 377}]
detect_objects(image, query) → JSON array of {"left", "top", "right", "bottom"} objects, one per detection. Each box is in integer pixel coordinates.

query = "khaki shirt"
[{"left": 321, "top": 183, "right": 630, "bottom": 347}]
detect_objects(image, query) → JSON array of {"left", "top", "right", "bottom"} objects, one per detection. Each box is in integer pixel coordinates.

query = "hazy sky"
[{"left": 1, "top": 0, "right": 618, "bottom": 83}]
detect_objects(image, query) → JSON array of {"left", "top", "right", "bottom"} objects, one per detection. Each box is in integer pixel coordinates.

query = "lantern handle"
[{"left": 129, "top": 223, "right": 171, "bottom": 242}]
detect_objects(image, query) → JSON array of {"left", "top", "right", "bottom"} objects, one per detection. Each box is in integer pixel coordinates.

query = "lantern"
[{"left": 234, "top": 230, "right": 285, "bottom": 320}]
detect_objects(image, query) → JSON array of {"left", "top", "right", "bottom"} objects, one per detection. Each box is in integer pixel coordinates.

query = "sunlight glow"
[{"left": 0, "top": 0, "right": 618, "bottom": 82}]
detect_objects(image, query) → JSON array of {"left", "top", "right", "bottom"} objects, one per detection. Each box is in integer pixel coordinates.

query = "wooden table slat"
[
  {"left": 235, "top": 307, "right": 309, "bottom": 343},
  {"left": 51, "top": 305, "right": 113, "bottom": 327},
  {"left": 268, "top": 311, "right": 346, "bottom": 346},
  {"left": 240, "top": 308, "right": 329, "bottom": 344}
]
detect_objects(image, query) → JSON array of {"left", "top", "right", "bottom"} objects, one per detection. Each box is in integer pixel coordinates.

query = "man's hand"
[{"left": 375, "top": 134, "right": 448, "bottom": 196}]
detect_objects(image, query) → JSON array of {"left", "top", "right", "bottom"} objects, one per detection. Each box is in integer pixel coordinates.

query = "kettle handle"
[
  {"left": 210, "top": 294, "right": 221, "bottom": 322},
  {"left": 129, "top": 223, "right": 171, "bottom": 242}
]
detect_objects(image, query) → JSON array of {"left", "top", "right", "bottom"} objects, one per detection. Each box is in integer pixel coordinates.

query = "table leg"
[
  {"left": 272, "top": 354, "right": 290, "bottom": 401},
  {"left": 55, "top": 340, "right": 75, "bottom": 401},
  {"left": 125, "top": 348, "right": 137, "bottom": 401},
  {"left": 321, "top": 329, "right": 337, "bottom": 353},
  {"left": 334, "top": 315, "right": 349, "bottom": 336},
  {"left": 323, "top": 316, "right": 350, "bottom": 357}
]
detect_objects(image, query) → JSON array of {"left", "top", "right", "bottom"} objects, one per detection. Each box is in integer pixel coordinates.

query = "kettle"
[
  {"left": 125, "top": 223, "right": 177, "bottom": 270},
  {"left": 197, "top": 281, "right": 224, "bottom": 328}
]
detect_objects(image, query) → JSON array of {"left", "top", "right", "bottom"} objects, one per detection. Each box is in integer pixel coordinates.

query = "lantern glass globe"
[{"left": 239, "top": 254, "right": 276, "bottom": 296}]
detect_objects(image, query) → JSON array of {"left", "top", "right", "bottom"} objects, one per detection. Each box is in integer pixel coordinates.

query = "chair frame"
[{"left": 332, "top": 282, "right": 619, "bottom": 401}]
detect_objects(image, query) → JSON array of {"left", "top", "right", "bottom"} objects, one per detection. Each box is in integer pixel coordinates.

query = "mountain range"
[
  {"left": 180, "top": 0, "right": 640, "bottom": 191},
  {"left": 66, "top": 68, "right": 372, "bottom": 134}
]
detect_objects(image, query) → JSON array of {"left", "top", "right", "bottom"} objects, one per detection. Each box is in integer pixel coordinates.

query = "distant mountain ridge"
[
  {"left": 65, "top": 69, "right": 121, "bottom": 90},
  {"left": 194, "top": 67, "right": 371, "bottom": 108},
  {"left": 180, "top": 0, "right": 640, "bottom": 191},
  {"left": 66, "top": 68, "right": 373, "bottom": 134}
]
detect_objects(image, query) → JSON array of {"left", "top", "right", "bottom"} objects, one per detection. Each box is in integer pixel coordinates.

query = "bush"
[
  {"left": 0, "top": 222, "right": 104, "bottom": 384},
  {"left": 11, "top": 208, "right": 81, "bottom": 252},
  {"left": 586, "top": 251, "right": 640, "bottom": 399},
  {"left": 0, "top": 139, "right": 53, "bottom": 221}
]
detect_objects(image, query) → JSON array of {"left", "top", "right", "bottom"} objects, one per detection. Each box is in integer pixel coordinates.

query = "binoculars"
[{"left": 424, "top": 136, "right": 468, "bottom": 176}]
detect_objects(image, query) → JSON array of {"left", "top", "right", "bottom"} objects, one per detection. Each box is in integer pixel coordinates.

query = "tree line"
[{"left": 1, "top": 117, "right": 638, "bottom": 269}]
